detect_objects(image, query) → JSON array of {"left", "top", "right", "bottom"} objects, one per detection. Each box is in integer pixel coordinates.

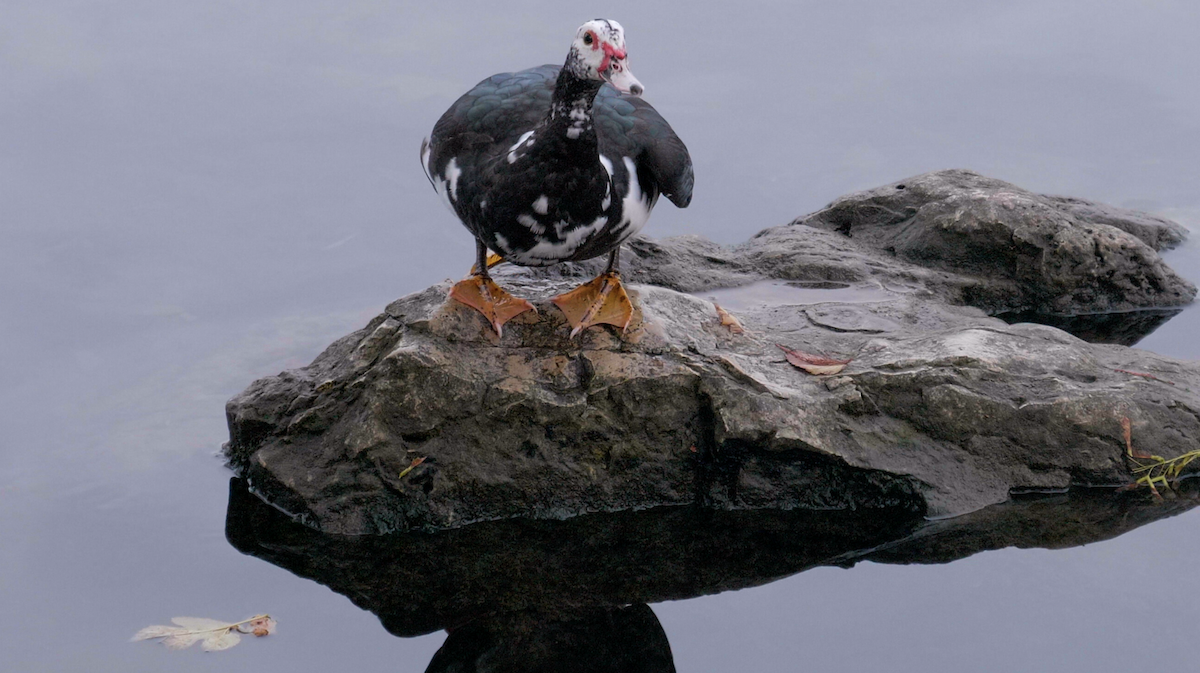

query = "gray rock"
[
  {"left": 796, "top": 169, "right": 1195, "bottom": 314},
  {"left": 1042, "top": 194, "right": 1189, "bottom": 251},
  {"left": 224, "top": 172, "right": 1200, "bottom": 535}
]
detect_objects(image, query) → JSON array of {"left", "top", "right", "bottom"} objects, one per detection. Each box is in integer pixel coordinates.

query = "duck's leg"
[
  {"left": 449, "top": 239, "right": 536, "bottom": 336},
  {"left": 468, "top": 250, "right": 506, "bottom": 275},
  {"left": 551, "top": 247, "right": 634, "bottom": 338}
]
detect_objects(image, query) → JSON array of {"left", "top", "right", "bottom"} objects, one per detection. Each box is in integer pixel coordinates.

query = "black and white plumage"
[{"left": 420, "top": 20, "right": 693, "bottom": 268}]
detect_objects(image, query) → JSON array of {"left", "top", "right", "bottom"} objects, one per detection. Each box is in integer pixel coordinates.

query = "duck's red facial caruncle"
[
  {"left": 597, "top": 40, "right": 642, "bottom": 96},
  {"left": 572, "top": 19, "right": 643, "bottom": 96}
]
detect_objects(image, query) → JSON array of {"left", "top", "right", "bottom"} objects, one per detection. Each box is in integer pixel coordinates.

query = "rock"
[
  {"left": 224, "top": 172, "right": 1200, "bottom": 535},
  {"left": 796, "top": 169, "right": 1195, "bottom": 315},
  {"left": 1041, "top": 194, "right": 1189, "bottom": 252}
]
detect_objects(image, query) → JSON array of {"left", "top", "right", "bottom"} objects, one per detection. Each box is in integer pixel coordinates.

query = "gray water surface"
[{"left": 3, "top": 1, "right": 1199, "bottom": 670}]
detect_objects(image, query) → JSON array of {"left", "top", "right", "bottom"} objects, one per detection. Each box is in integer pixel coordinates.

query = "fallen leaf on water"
[
  {"left": 132, "top": 614, "right": 276, "bottom": 652},
  {"left": 247, "top": 615, "right": 277, "bottom": 637},
  {"left": 399, "top": 456, "right": 426, "bottom": 479},
  {"left": 777, "top": 344, "right": 852, "bottom": 376},
  {"left": 712, "top": 303, "right": 745, "bottom": 334}
]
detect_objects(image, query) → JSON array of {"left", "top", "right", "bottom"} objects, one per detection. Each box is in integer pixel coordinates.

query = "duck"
[{"left": 421, "top": 19, "right": 693, "bottom": 337}]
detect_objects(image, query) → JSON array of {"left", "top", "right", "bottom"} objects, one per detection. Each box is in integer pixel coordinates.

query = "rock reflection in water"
[
  {"left": 224, "top": 478, "right": 921, "bottom": 638},
  {"left": 995, "top": 308, "right": 1183, "bottom": 346},
  {"left": 860, "top": 481, "right": 1200, "bottom": 566},
  {"left": 226, "top": 478, "right": 1199, "bottom": 669}
]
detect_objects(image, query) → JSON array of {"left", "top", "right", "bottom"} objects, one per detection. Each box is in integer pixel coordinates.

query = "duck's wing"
[
  {"left": 594, "top": 87, "right": 694, "bottom": 208},
  {"left": 424, "top": 64, "right": 558, "bottom": 186}
]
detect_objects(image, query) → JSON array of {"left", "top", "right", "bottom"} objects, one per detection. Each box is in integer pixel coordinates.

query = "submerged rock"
[{"left": 224, "top": 171, "right": 1199, "bottom": 535}]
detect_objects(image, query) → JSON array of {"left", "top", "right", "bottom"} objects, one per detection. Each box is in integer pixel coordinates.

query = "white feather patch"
[
  {"left": 420, "top": 139, "right": 433, "bottom": 184},
  {"left": 616, "top": 156, "right": 652, "bottom": 239},
  {"left": 493, "top": 232, "right": 512, "bottom": 255},
  {"left": 508, "top": 130, "right": 535, "bottom": 152},
  {"left": 513, "top": 215, "right": 609, "bottom": 264},
  {"left": 532, "top": 195, "right": 549, "bottom": 214},
  {"left": 507, "top": 130, "right": 535, "bottom": 163},
  {"left": 566, "top": 108, "right": 588, "bottom": 139},
  {"left": 444, "top": 158, "right": 462, "bottom": 202},
  {"left": 517, "top": 213, "right": 545, "bottom": 235}
]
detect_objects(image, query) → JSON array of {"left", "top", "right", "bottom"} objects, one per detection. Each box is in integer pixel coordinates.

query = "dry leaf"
[
  {"left": 202, "top": 629, "right": 241, "bottom": 652},
  {"left": 1121, "top": 416, "right": 1156, "bottom": 460},
  {"left": 133, "top": 614, "right": 275, "bottom": 652},
  {"left": 777, "top": 344, "right": 852, "bottom": 376},
  {"left": 712, "top": 302, "right": 745, "bottom": 334},
  {"left": 1113, "top": 368, "right": 1176, "bottom": 386},
  {"left": 247, "top": 616, "right": 277, "bottom": 637}
]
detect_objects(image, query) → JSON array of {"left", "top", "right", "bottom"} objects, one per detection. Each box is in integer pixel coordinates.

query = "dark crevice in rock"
[{"left": 689, "top": 390, "right": 719, "bottom": 507}]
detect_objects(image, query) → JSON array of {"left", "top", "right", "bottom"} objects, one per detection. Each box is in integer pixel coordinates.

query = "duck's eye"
[{"left": 583, "top": 33, "right": 593, "bottom": 45}]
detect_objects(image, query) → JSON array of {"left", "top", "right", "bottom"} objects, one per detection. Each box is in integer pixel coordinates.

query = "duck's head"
[{"left": 565, "top": 19, "right": 643, "bottom": 96}]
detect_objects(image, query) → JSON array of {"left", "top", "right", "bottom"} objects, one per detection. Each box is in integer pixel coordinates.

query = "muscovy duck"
[{"left": 421, "top": 19, "right": 693, "bottom": 337}]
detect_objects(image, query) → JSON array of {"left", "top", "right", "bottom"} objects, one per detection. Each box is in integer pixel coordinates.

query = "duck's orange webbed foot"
[
  {"left": 449, "top": 275, "right": 536, "bottom": 337},
  {"left": 551, "top": 272, "right": 633, "bottom": 338}
]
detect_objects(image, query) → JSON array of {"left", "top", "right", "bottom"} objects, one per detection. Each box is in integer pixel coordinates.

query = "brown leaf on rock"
[
  {"left": 1122, "top": 416, "right": 1156, "bottom": 460},
  {"left": 1113, "top": 368, "right": 1176, "bottom": 386},
  {"left": 712, "top": 302, "right": 745, "bottom": 334},
  {"left": 777, "top": 344, "right": 852, "bottom": 376}
]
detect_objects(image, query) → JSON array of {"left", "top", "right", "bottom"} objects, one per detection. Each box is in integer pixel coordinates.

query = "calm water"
[{"left": 3, "top": 1, "right": 1199, "bottom": 670}]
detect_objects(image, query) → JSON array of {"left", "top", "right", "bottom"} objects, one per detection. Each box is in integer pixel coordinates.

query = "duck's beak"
[
  {"left": 600, "top": 43, "right": 643, "bottom": 96},
  {"left": 603, "top": 61, "right": 643, "bottom": 96}
]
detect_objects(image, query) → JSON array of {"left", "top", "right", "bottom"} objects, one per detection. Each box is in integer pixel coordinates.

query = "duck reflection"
[
  {"left": 426, "top": 606, "right": 675, "bottom": 673},
  {"left": 226, "top": 477, "right": 1198, "bottom": 669}
]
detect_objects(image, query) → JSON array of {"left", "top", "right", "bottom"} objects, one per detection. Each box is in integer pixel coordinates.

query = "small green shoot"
[{"left": 399, "top": 456, "right": 426, "bottom": 479}]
